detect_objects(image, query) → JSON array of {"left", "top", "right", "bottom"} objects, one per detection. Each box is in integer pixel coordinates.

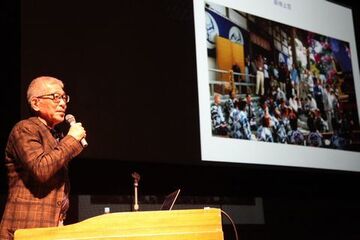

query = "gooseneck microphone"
[
  {"left": 65, "top": 114, "right": 88, "bottom": 148},
  {"left": 131, "top": 172, "right": 140, "bottom": 211}
]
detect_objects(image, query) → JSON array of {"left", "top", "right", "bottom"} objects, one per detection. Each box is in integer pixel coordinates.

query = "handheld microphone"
[{"left": 65, "top": 114, "right": 88, "bottom": 148}]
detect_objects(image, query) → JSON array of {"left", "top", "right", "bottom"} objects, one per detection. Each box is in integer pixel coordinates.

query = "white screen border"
[{"left": 194, "top": 0, "right": 360, "bottom": 171}]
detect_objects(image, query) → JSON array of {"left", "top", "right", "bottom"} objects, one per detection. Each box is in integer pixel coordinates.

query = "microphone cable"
[{"left": 220, "top": 209, "right": 239, "bottom": 240}]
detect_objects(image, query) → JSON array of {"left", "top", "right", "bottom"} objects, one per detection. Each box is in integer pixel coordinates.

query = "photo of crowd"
[{"left": 207, "top": 2, "right": 360, "bottom": 151}]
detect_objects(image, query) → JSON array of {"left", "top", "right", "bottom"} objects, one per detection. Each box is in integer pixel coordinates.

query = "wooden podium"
[{"left": 15, "top": 208, "right": 224, "bottom": 240}]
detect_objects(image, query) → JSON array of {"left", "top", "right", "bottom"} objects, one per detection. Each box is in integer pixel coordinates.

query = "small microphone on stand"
[{"left": 131, "top": 172, "right": 140, "bottom": 211}]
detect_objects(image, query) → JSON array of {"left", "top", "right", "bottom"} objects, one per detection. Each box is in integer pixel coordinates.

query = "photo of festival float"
[{"left": 206, "top": 2, "right": 360, "bottom": 151}]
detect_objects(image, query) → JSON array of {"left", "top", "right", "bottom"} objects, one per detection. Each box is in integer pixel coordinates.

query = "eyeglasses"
[{"left": 36, "top": 93, "right": 70, "bottom": 103}]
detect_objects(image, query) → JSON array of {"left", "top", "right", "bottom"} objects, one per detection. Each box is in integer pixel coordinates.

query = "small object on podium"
[{"left": 104, "top": 207, "right": 110, "bottom": 214}]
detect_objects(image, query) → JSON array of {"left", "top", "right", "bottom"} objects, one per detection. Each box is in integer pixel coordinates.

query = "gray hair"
[{"left": 27, "top": 76, "right": 64, "bottom": 105}]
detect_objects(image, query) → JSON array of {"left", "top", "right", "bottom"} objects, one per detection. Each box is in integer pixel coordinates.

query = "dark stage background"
[{"left": 1, "top": 0, "right": 360, "bottom": 239}]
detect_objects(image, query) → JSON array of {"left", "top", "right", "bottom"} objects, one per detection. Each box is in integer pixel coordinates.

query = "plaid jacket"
[{"left": 0, "top": 117, "right": 83, "bottom": 239}]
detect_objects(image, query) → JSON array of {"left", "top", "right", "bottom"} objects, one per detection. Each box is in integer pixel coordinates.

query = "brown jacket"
[{"left": 0, "top": 117, "right": 83, "bottom": 239}]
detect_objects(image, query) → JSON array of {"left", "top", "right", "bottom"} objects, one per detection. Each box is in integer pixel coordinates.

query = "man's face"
[
  {"left": 246, "top": 95, "right": 251, "bottom": 103},
  {"left": 214, "top": 95, "right": 220, "bottom": 104},
  {"left": 36, "top": 83, "right": 67, "bottom": 128}
]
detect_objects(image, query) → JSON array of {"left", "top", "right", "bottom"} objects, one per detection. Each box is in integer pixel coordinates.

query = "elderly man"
[{"left": 0, "top": 76, "right": 86, "bottom": 239}]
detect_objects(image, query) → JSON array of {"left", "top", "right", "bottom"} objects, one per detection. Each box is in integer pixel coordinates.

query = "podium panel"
[{"left": 15, "top": 208, "right": 224, "bottom": 240}]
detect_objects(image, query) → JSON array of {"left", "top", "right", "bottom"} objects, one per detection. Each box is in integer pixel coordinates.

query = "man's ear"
[{"left": 30, "top": 97, "right": 40, "bottom": 112}]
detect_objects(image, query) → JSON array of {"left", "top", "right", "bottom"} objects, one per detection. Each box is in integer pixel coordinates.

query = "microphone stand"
[{"left": 131, "top": 172, "right": 140, "bottom": 211}]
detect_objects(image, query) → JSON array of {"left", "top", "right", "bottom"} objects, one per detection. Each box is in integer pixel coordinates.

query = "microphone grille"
[{"left": 65, "top": 114, "right": 75, "bottom": 123}]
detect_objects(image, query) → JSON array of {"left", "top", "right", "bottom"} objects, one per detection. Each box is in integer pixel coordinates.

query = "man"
[
  {"left": 244, "top": 94, "right": 257, "bottom": 131},
  {"left": 210, "top": 94, "right": 228, "bottom": 136},
  {"left": 0, "top": 76, "right": 86, "bottom": 239},
  {"left": 255, "top": 54, "right": 265, "bottom": 96}
]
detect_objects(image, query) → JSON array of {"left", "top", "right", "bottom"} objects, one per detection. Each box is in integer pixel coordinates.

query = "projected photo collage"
[{"left": 206, "top": 1, "right": 360, "bottom": 152}]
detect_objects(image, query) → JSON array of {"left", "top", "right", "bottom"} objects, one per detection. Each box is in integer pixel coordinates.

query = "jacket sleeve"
[{"left": 10, "top": 122, "right": 83, "bottom": 183}]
